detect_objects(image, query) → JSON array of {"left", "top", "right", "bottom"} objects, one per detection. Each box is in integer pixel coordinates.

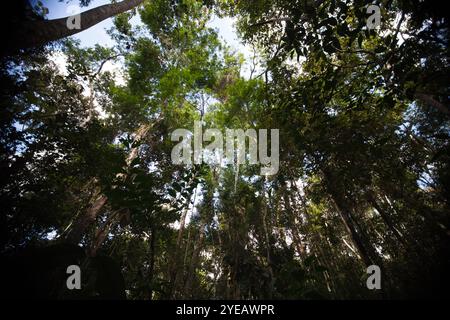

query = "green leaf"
[{"left": 168, "top": 189, "right": 177, "bottom": 198}]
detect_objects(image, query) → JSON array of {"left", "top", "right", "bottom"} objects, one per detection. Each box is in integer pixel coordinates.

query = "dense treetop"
[{"left": 0, "top": 0, "right": 448, "bottom": 299}]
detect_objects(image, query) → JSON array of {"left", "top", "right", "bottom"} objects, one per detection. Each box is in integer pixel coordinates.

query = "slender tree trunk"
[
  {"left": 168, "top": 208, "right": 188, "bottom": 298},
  {"left": 283, "top": 183, "right": 305, "bottom": 257},
  {"left": 168, "top": 176, "right": 199, "bottom": 298},
  {"left": 3, "top": 0, "right": 144, "bottom": 56},
  {"left": 148, "top": 227, "right": 156, "bottom": 300},
  {"left": 332, "top": 194, "right": 375, "bottom": 267},
  {"left": 184, "top": 222, "right": 206, "bottom": 296},
  {"left": 261, "top": 179, "right": 274, "bottom": 299},
  {"left": 367, "top": 192, "right": 407, "bottom": 246},
  {"left": 323, "top": 169, "right": 381, "bottom": 268},
  {"left": 313, "top": 246, "right": 333, "bottom": 293}
]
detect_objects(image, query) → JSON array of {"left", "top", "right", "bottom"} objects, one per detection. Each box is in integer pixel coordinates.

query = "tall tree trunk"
[
  {"left": 167, "top": 208, "right": 189, "bottom": 298},
  {"left": 88, "top": 209, "right": 128, "bottom": 256},
  {"left": 183, "top": 222, "right": 206, "bottom": 296},
  {"left": 148, "top": 227, "right": 156, "bottom": 300},
  {"left": 282, "top": 183, "right": 305, "bottom": 257},
  {"left": 261, "top": 178, "right": 274, "bottom": 299},
  {"left": 3, "top": 0, "right": 144, "bottom": 56},
  {"left": 323, "top": 169, "right": 382, "bottom": 268},
  {"left": 168, "top": 173, "right": 200, "bottom": 298},
  {"left": 367, "top": 192, "right": 407, "bottom": 246},
  {"left": 63, "top": 123, "right": 152, "bottom": 245},
  {"left": 64, "top": 192, "right": 107, "bottom": 244}
]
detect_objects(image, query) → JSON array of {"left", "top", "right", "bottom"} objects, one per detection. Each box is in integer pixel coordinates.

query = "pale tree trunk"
[
  {"left": 3, "top": 0, "right": 144, "bottom": 56},
  {"left": 169, "top": 183, "right": 198, "bottom": 298},
  {"left": 261, "top": 178, "right": 274, "bottom": 299},
  {"left": 167, "top": 207, "right": 189, "bottom": 298}
]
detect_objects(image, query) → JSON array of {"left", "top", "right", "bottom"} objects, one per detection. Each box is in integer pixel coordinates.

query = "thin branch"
[{"left": 92, "top": 53, "right": 124, "bottom": 78}]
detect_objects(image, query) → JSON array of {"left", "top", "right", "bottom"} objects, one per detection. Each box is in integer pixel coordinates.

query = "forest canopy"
[{"left": 0, "top": 0, "right": 449, "bottom": 299}]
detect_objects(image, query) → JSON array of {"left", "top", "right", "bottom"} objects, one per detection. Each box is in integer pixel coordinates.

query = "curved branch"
[{"left": 3, "top": 0, "right": 144, "bottom": 56}]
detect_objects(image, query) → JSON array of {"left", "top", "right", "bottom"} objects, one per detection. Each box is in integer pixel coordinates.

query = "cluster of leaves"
[{"left": 1, "top": 0, "right": 449, "bottom": 300}]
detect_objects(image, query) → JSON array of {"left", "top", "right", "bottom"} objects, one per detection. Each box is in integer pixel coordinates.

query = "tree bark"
[
  {"left": 261, "top": 178, "right": 274, "bottom": 299},
  {"left": 63, "top": 123, "right": 152, "bottom": 245},
  {"left": 322, "top": 169, "right": 381, "bottom": 268},
  {"left": 64, "top": 193, "right": 108, "bottom": 244},
  {"left": 147, "top": 227, "right": 156, "bottom": 299},
  {"left": 283, "top": 183, "right": 305, "bottom": 257},
  {"left": 168, "top": 207, "right": 189, "bottom": 298},
  {"left": 183, "top": 222, "right": 206, "bottom": 296},
  {"left": 88, "top": 209, "right": 128, "bottom": 256},
  {"left": 168, "top": 175, "right": 198, "bottom": 298},
  {"left": 367, "top": 192, "right": 407, "bottom": 246},
  {"left": 3, "top": 0, "right": 144, "bottom": 56}
]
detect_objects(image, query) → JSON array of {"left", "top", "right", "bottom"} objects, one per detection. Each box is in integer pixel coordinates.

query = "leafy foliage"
[{"left": 1, "top": 0, "right": 449, "bottom": 299}]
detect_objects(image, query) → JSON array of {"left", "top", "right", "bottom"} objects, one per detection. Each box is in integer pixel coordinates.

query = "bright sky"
[{"left": 39, "top": 0, "right": 255, "bottom": 77}]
